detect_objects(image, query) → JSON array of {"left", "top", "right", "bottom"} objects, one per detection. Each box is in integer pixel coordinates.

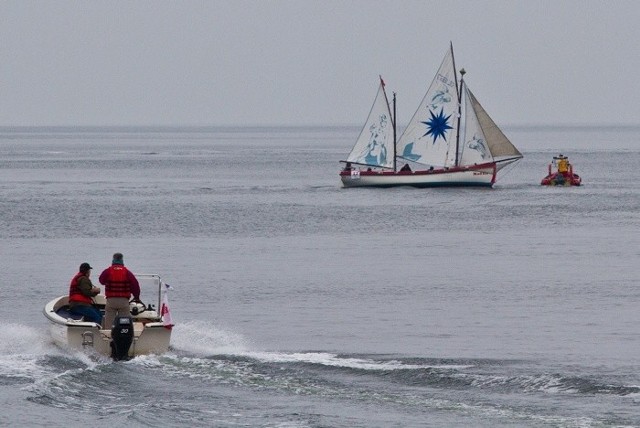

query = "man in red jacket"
[
  {"left": 68, "top": 262, "right": 102, "bottom": 324},
  {"left": 99, "top": 252, "right": 140, "bottom": 329}
]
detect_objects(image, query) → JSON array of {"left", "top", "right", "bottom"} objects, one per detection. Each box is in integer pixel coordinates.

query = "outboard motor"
[{"left": 110, "top": 316, "right": 134, "bottom": 361}]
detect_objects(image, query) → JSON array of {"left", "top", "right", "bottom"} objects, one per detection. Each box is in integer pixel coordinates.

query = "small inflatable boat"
[{"left": 541, "top": 154, "right": 582, "bottom": 186}]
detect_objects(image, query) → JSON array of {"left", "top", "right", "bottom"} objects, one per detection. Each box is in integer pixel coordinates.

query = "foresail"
[
  {"left": 346, "top": 80, "right": 394, "bottom": 169},
  {"left": 396, "top": 45, "right": 459, "bottom": 168},
  {"left": 465, "top": 87, "right": 522, "bottom": 163}
]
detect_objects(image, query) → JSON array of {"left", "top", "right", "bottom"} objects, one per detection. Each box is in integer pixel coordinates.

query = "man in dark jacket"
[
  {"left": 68, "top": 262, "right": 102, "bottom": 324},
  {"left": 99, "top": 252, "right": 140, "bottom": 328}
]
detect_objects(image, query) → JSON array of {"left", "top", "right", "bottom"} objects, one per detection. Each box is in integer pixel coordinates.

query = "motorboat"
[
  {"left": 541, "top": 154, "right": 582, "bottom": 186},
  {"left": 43, "top": 273, "right": 173, "bottom": 360}
]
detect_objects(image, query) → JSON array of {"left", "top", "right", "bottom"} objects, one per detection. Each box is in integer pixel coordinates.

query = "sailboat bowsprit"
[{"left": 340, "top": 43, "right": 523, "bottom": 188}]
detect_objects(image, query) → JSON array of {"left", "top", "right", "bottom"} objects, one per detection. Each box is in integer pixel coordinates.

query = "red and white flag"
[{"left": 161, "top": 283, "right": 174, "bottom": 330}]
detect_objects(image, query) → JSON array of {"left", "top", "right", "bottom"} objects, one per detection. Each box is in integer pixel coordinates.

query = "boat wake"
[
  {"left": 0, "top": 323, "right": 71, "bottom": 381},
  {"left": 4, "top": 321, "right": 639, "bottom": 426},
  {"left": 4, "top": 321, "right": 639, "bottom": 400},
  {"left": 169, "top": 320, "right": 251, "bottom": 355},
  {"left": 164, "top": 322, "right": 640, "bottom": 398}
]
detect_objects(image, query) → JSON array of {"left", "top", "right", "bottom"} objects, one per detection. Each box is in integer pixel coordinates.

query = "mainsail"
[
  {"left": 345, "top": 78, "right": 394, "bottom": 169},
  {"left": 396, "top": 45, "right": 459, "bottom": 168}
]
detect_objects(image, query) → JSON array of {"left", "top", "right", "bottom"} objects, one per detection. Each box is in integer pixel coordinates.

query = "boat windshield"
[{"left": 136, "top": 274, "right": 163, "bottom": 313}]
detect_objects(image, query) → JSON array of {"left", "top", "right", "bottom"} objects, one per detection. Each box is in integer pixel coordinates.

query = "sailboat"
[{"left": 340, "top": 43, "right": 522, "bottom": 188}]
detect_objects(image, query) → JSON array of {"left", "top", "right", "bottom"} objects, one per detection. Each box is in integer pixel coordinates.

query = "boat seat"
[{"left": 56, "top": 305, "right": 86, "bottom": 321}]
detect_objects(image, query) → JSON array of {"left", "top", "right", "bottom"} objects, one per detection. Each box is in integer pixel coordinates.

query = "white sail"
[
  {"left": 459, "top": 84, "right": 492, "bottom": 166},
  {"left": 396, "top": 45, "right": 459, "bottom": 168},
  {"left": 463, "top": 86, "right": 522, "bottom": 168},
  {"left": 345, "top": 79, "right": 394, "bottom": 169}
]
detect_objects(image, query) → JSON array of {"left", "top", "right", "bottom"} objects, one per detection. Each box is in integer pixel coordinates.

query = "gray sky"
[{"left": 1, "top": 0, "right": 639, "bottom": 127}]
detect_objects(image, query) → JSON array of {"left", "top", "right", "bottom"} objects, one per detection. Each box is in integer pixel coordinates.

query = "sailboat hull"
[{"left": 340, "top": 163, "right": 497, "bottom": 188}]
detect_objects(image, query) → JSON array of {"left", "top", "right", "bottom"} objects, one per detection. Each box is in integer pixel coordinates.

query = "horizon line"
[{"left": 2, "top": 123, "right": 640, "bottom": 131}]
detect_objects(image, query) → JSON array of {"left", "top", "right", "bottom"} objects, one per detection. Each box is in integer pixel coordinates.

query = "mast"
[
  {"left": 455, "top": 68, "right": 465, "bottom": 167},
  {"left": 379, "top": 75, "right": 396, "bottom": 172},
  {"left": 450, "top": 42, "right": 462, "bottom": 167},
  {"left": 392, "top": 91, "right": 397, "bottom": 172}
]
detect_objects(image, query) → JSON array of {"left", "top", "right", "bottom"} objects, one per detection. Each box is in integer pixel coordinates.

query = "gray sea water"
[{"left": 1, "top": 125, "right": 639, "bottom": 427}]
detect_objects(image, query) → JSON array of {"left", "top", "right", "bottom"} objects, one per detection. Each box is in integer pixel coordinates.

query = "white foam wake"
[{"left": 169, "top": 320, "right": 250, "bottom": 355}]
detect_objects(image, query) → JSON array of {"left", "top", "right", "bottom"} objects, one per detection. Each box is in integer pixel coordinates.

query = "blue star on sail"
[{"left": 422, "top": 108, "right": 453, "bottom": 144}]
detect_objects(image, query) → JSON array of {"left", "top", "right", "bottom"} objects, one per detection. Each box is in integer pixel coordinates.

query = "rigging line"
[{"left": 497, "top": 160, "right": 521, "bottom": 179}]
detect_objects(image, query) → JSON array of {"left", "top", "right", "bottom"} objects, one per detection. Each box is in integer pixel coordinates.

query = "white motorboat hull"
[
  {"left": 43, "top": 274, "right": 172, "bottom": 358},
  {"left": 340, "top": 163, "right": 497, "bottom": 188}
]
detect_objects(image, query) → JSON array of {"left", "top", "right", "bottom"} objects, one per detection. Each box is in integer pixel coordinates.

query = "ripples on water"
[
  {"left": 1, "top": 126, "right": 639, "bottom": 426},
  {"left": 5, "top": 325, "right": 639, "bottom": 427}
]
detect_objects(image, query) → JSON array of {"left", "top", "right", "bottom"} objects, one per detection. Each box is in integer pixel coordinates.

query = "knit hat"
[{"left": 112, "top": 252, "right": 124, "bottom": 265}]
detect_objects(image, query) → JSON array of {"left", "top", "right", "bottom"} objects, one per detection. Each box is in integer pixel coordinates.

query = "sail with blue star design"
[{"left": 396, "top": 45, "right": 459, "bottom": 168}]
